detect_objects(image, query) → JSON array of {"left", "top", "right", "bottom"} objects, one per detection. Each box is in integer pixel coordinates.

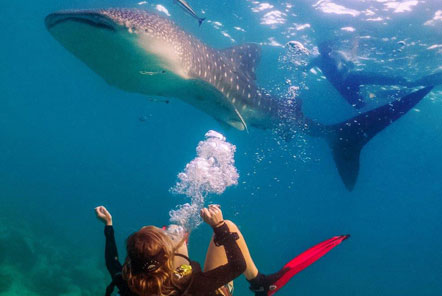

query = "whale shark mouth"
[
  {"left": 44, "top": 10, "right": 183, "bottom": 96},
  {"left": 45, "top": 11, "right": 141, "bottom": 92},
  {"left": 45, "top": 11, "right": 116, "bottom": 32}
]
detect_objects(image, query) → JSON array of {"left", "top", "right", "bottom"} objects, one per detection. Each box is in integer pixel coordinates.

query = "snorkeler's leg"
[
  {"left": 349, "top": 72, "right": 409, "bottom": 86},
  {"left": 409, "top": 71, "right": 442, "bottom": 87},
  {"left": 203, "top": 220, "right": 259, "bottom": 280},
  {"left": 341, "top": 72, "right": 410, "bottom": 109}
]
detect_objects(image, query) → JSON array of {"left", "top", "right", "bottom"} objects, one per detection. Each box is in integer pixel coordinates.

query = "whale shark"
[{"left": 45, "top": 8, "right": 433, "bottom": 191}]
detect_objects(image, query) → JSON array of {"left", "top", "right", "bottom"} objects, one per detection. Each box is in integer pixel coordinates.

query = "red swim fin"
[{"left": 268, "top": 235, "right": 349, "bottom": 296}]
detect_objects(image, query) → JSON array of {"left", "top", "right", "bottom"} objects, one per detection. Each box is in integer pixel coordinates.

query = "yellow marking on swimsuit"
[{"left": 174, "top": 264, "right": 192, "bottom": 279}]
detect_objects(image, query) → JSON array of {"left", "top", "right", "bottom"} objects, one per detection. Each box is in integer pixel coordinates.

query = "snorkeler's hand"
[
  {"left": 200, "top": 204, "right": 224, "bottom": 228},
  {"left": 95, "top": 206, "right": 112, "bottom": 226}
]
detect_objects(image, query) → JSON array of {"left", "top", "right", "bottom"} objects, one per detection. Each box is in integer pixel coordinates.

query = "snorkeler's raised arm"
[
  {"left": 189, "top": 222, "right": 246, "bottom": 292},
  {"left": 104, "top": 225, "right": 123, "bottom": 276},
  {"left": 188, "top": 206, "right": 246, "bottom": 292},
  {"left": 95, "top": 206, "right": 112, "bottom": 226},
  {"left": 200, "top": 204, "right": 224, "bottom": 228},
  {"left": 95, "top": 206, "right": 123, "bottom": 277}
]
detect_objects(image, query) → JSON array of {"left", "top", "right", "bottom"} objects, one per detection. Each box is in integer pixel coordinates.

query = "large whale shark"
[{"left": 45, "top": 8, "right": 433, "bottom": 191}]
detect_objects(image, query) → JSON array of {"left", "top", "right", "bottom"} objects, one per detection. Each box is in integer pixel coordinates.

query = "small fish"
[
  {"left": 147, "top": 98, "right": 170, "bottom": 104},
  {"left": 139, "top": 70, "right": 166, "bottom": 75},
  {"left": 138, "top": 115, "right": 149, "bottom": 122},
  {"left": 174, "top": 0, "right": 205, "bottom": 26}
]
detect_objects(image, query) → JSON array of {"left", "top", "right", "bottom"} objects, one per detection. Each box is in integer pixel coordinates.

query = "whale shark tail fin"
[{"left": 324, "top": 86, "right": 433, "bottom": 191}]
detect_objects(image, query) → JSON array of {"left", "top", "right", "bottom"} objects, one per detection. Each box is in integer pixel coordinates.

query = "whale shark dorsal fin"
[{"left": 221, "top": 43, "right": 261, "bottom": 80}]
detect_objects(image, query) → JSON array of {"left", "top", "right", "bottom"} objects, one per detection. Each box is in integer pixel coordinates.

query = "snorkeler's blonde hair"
[{"left": 122, "top": 226, "right": 187, "bottom": 296}]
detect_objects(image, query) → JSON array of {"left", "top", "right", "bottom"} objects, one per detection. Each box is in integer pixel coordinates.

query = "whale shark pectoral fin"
[
  {"left": 233, "top": 107, "right": 248, "bottom": 132},
  {"left": 221, "top": 43, "right": 261, "bottom": 80},
  {"left": 227, "top": 120, "right": 246, "bottom": 131},
  {"left": 225, "top": 106, "right": 248, "bottom": 131}
]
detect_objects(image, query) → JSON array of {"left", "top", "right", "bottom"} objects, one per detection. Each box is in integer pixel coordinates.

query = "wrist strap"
[
  {"left": 213, "top": 223, "right": 239, "bottom": 246},
  {"left": 214, "top": 220, "right": 225, "bottom": 228}
]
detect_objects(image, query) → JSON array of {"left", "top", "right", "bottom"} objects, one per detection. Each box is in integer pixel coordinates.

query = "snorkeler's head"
[
  {"left": 122, "top": 226, "right": 177, "bottom": 295},
  {"left": 318, "top": 41, "right": 333, "bottom": 55}
]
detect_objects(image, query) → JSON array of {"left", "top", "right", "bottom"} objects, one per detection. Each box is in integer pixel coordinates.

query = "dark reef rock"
[{"left": 0, "top": 271, "right": 12, "bottom": 293}]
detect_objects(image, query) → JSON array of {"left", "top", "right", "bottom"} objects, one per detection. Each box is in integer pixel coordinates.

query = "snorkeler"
[
  {"left": 95, "top": 205, "right": 349, "bottom": 296},
  {"left": 305, "top": 41, "right": 436, "bottom": 109}
]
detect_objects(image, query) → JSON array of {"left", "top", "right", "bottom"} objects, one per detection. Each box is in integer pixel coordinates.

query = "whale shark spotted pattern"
[{"left": 45, "top": 8, "right": 434, "bottom": 190}]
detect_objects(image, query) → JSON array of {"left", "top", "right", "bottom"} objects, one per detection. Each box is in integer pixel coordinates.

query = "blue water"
[{"left": 1, "top": 0, "right": 442, "bottom": 295}]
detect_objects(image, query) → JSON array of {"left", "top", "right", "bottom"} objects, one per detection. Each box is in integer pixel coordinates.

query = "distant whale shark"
[{"left": 45, "top": 8, "right": 433, "bottom": 191}]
